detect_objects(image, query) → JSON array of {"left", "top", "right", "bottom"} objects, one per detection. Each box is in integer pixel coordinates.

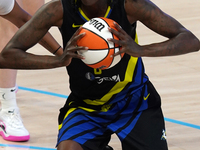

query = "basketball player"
[
  {"left": 0, "top": 0, "right": 62, "bottom": 141},
  {"left": 1, "top": 0, "right": 200, "bottom": 150}
]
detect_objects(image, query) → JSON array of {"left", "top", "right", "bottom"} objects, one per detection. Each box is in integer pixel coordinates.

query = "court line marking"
[
  {"left": 18, "top": 86, "right": 68, "bottom": 99},
  {"left": 1, "top": 86, "right": 199, "bottom": 149},
  {"left": 164, "top": 118, "right": 200, "bottom": 130},
  {"left": 18, "top": 86, "right": 200, "bottom": 130},
  {"left": 0, "top": 143, "right": 56, "bottom": 150}
]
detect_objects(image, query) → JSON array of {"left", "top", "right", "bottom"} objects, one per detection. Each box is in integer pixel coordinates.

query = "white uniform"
[{"left": 0, "top": 0, "right": 15, "bottom": 15}]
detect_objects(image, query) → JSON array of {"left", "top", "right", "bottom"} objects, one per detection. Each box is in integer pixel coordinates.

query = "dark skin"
[
  {"left": 1, "top": 1, "right": 30, "bottom": 28},
  {"left": 1, "top": 0, "right": 200, "bottom": 70},
  {"left": 1, "top": 0, "right": 199, "bottom": 149},
  {"left": 110, "top": 0, "right": 200, "bottom": 57},
  {"left": 1, "top": 1, "right": 63, "bottom": 56},
  {"left": 80, "top": 0, "right": 108, "bottom": 18}
]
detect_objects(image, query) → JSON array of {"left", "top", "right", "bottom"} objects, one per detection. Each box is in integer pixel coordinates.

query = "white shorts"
[{"left": 0, "top": 0, "right": 15, "bottom": 15}]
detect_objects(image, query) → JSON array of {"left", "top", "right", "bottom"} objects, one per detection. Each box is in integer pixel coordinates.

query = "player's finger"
[
  {"left": 113, "top": 22, "right": 127, "bottom": 35},
  {"left": 66, "top": 32, "right": 86, "bottom": 47},
  {"left": 68, "top": 27, "right": 85, "bottom": 44},
  {"left": 71, "top": 32, "right": 86, "bottom": 44},
  {"left": 108, "top": 27, "right": 121, "bottom": 38},
  {"left": 114, "top": 47, "right": 125, "bottom": 56},
  {"left": 68, "top": 51, "right": 85, "bottom": 59},
  {"left": 63, "top": 50, "right": 84, "bottom": 60},
  {"left": 66, "top": 46, "right": 88, "bottom": 53},
  {"left": 71, "top": 27, "right": 83, "bottom": 39},
  {"left": 113, "top": 22, "right": 127, "bottom": 34},
  {"left": 107, "top": 38, "right": 123, "bottom": 47}
]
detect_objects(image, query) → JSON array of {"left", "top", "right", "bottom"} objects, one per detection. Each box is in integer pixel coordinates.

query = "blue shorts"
[{"left": 57, "top": 82, "right": 168, "bottom": 150}]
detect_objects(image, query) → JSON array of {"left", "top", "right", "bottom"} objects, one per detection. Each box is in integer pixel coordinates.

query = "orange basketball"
[{"left": 77, "top": 17, "right": 124, "bottom": 70}]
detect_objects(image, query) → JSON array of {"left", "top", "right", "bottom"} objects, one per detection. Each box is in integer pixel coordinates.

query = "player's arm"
[
  {"left": 2, "top": 1, "right": 63, "bottom": 56},
  {"left": 1, "top": 0, "right": 86, "bottom": 69},
  {"left": 110, "top": 0, "right": 200, "bottom": 57},
  {"left": 1, "top": 1, "right": 30, "bottom": 27}
]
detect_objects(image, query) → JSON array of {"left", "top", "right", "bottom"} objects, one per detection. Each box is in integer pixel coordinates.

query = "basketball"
[{"left": 77, "top": 17, "right": 124, "bottom": 70}]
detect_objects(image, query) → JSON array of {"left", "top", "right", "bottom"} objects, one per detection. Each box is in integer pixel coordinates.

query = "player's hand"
[
  {"left": 108, "top": 22, "right": 142, "bottom": 57},
  {"left": 59, "top": 27, "right": 88, "bottom": 66}
]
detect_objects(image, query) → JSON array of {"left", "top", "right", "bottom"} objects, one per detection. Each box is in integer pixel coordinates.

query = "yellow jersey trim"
[
  {"left": 83, "top": 35, "right": 139, "bottom": 108},
  {"left": 59, "top": 19, "right": 139, "bottom": 130},
  {"left": 58, "top": 107, "right": 76, "bottom": 130},
  {"left": 78, "top": 6, "right": 111, "bottom": 21}
]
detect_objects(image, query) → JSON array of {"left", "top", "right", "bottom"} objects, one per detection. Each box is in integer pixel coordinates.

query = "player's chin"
[{"left": 81, "top": 0, "right": 98, "bottom": 6}]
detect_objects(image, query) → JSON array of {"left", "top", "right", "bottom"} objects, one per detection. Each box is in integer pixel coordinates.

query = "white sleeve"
[{"left": 0, "top": 0, "right": 15, "bottom": 15}]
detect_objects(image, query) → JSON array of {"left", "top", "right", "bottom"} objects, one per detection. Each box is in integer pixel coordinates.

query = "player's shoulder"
[
  {"left": 124, "top": 0, "right": 159, "bottom": 22},
  {"left": 43, "top": 0, "right": 62, "bottom": 11},
  {"left": 125, "top": 0, "right": 156, "bottom": 9}
]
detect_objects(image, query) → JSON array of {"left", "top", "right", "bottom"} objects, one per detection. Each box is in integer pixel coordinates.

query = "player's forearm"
[
  {"left": 0, "top": 47, "right": 63, "bottom": 69},
  {"left": 3, "top": 1, "right": 63, "bottom": 56},
  {"left": 38, "top": 32, "right": 63, "bottom": 56},
  {"left": 11, "top": 15, "right": 63, "bottom": 56},
  {"left": 140, "top": 30, "right": 200, "bottom": 57}
]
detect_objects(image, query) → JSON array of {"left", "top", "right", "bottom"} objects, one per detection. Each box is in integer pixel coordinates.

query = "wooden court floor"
[{"left": 0, "top": 0, "right": 199, "bottom": 149}]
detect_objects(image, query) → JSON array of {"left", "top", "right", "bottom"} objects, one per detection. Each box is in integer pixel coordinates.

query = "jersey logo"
[
  {"left": 85, "top": 72, "right": 121, "bottom": 84},
  {"left": 72, "top": 23, "right": 82, "bottom": 28},
  {"left": 161, "top": 129, "right": 167, "bottom": 140},
  {"left": 144, "top": 93, "right": 150, "bottom": 100},
  {"left": 95, "top": 74, "right": 121, "bottom": 84}
]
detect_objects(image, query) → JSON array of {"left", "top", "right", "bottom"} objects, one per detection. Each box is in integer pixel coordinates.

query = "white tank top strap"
[{"left": 0, "top": 0, "right": 15, "bottom": 15}]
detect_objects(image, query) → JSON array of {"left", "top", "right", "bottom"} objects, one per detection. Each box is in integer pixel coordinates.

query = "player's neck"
[{"left": 80, "top": 1, "right": 108, "bottom": 19}]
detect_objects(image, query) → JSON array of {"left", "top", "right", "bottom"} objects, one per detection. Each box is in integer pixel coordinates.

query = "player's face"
[{"left": 81, "top": 0, "right": 99, "bottom": 6}]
